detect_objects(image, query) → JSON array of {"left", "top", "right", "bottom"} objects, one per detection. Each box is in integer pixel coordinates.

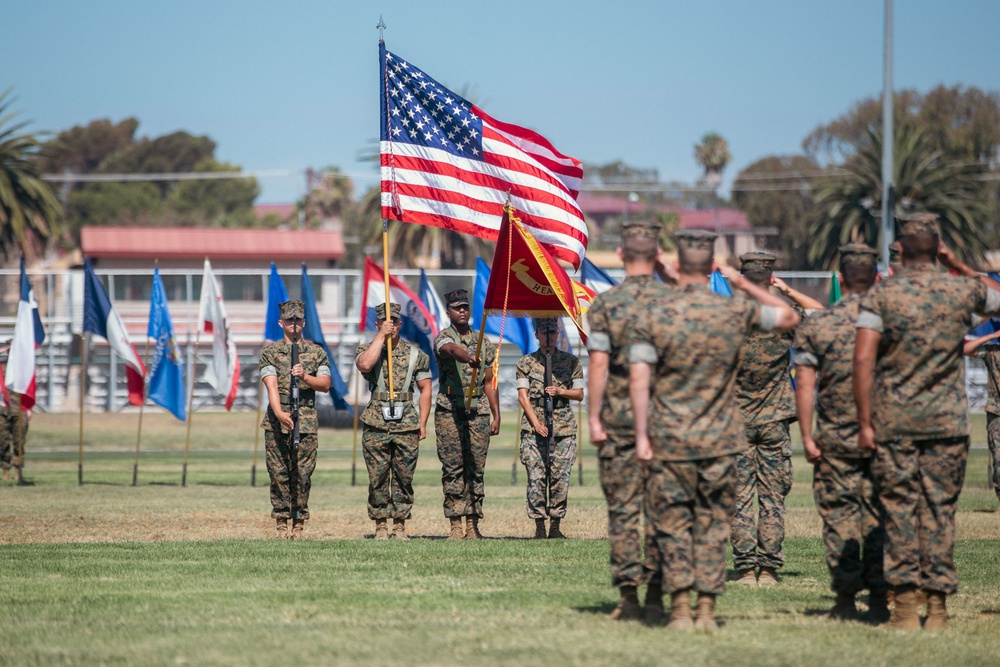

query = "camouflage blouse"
[
  {"left": 355, "top": 337, "right": 431, "bottom": 433},
  {"left": 259, "top": 339, "right": 331, "bottom": 434},
  {"left": 586, "top": 276, "right": 673, "bottom": 433},
  {"left": 433, "top": 325, "right": 496, "bottom": 413},
  {"left": 735, "top": 299, "right": 804, "bottom": 426},
  {"left": 793, "top": 293, "right": 869, "bottom": 457},
  {"left": 857, "top": 264, "right": 1000, "bottom": 439},
  {"left": 516, "top": 349, "right": 584, "bottom": 438}
]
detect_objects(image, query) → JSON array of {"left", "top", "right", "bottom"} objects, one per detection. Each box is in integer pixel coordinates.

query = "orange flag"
[{"left": 483, "top": 205, "right": 587, "bottom": 337}]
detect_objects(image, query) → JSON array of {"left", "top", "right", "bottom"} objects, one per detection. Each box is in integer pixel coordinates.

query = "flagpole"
[
  {"left": 511, "top": 408, "right": 520, "bottom": 486},
  {"left": 251, "top": 339, "right": 266, "bottom": 487},
  {"left": 465, "top": 317, "right": 489, "bottom": 412},
  {"left": 381, "top": 219, "right": 396, "bottom": 401},
  {"left": 78, "top": 332, "right": 88, "bottom": 486},
  {"left": 182, "top": 330, "right": 200, "bottom": 487},
  {"left": 132, "top": 339, "right": 152, "bottom": 486},
  {"left": 575, "top": 337, "right": 584, "bottom": 487},
  {"left": 15, "top": 406, "right": 25, "bottom": 486},
  {"left": 351, "top": 366, "right": 360, "bottom": 486}
]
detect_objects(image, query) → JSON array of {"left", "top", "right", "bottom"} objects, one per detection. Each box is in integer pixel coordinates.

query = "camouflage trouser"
[
  {"left": 0, "top": 412, "right": 28, "bottom": 471},
  {"left": 435, "top": 407, "right": 491, "bottom": 518},
  {"left": 520, "top": 431, "right": 576, "bottom": 519},
  {"left": 363, "top": 427, "right": 420, "bottom": 520},
  {"left": 645, "top": 455, "right": 737, "bottom": 595},
  {"left": 813, "top": 455, "right": 887, "bottom": 595},
  {"left": 264, "top": 430, "right": 318, "bottom": 520},
  {"left": 732, "top": 419, "right": 793, "bottom": 571},
  {"left": 598, "top": 429, "right": 660, "bottom": 588},
  {"left": 987, "top": 413, "right": 1000, "bottom": 501},
  {"left": 871, "top": 436, "right": 969, "bottom": 595}
]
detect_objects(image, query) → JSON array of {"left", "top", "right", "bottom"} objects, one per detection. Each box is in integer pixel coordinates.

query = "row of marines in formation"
[{"left": 256, "top": 211, "right": 1000, "bottom": 632}]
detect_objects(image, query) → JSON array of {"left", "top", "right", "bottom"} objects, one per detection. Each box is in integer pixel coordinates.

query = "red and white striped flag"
[
  {"left": 379, "top": 43, "right": 588, "bottom": 270},
  {"left": 197, "top": 260, "right": 240, "bottom": 410}
]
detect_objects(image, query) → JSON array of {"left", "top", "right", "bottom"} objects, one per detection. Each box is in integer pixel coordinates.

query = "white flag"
[{"left": 197, "top": 260, "right": 240, "bottom": 410}]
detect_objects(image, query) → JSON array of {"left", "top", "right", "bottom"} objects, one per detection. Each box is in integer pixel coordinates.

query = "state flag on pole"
[
  {"left": 264, "top": 263, "right": 290, "bottom": 342},
  {"left": 482, "top": 205, "right": 587, "bottom": 340},
  {"left": 147, "top": 268, "right": 186, "bottom": 421},
  {"left": 0, "top": 363, "right": 9, "bottom": 409},
  {"left": 418, "top": 269, "right": 449, "bottom": 335},
  {"left": 6, "top": 257, "right": 45, "bottom": 409},
  {"left": 359, "top": 258, "right": 440, "bottom": 378},
  {"left": 300, "top": 264, "right": 353, "bottom": 413},
  {"left": 83, "top": 259, "right": 146, "bottom": 406},
  {"left": 197, "top": 260, "right": 240, "bottom": 410},
  {"left": 580, "top": 258, "right": 618, "bottom": 295},
  {"left": 379, "top": 43, "right": 588, "bottom": 270}
]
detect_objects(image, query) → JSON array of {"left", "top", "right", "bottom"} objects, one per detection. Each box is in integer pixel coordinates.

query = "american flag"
[{"left": 379, "top": 43, "right": 588, "bottom": 269}]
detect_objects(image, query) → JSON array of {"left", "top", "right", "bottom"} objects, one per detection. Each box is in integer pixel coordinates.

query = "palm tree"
[
  {"left": 809, "top": 125, "right": 990, "bottom": 269},
  {"left": 694, "top": 132, "right": 732, "bottom": 189},
  {"left": 0, "top": 89, "right": 62, "bottom": 259}
]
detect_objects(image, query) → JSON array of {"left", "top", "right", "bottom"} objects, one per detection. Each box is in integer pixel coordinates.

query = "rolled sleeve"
[
  {"left": 758, "top": 305, "right": 780, "bottom": 332},
  {"left": 587, "top": 331, "right": 611, "bottom": 353},
  {"left": 856, "top": 309, "right": 884, "bottom": 333},
  {"left": 628, "top": 343, "right": 657, "bottom": 365},
  {"left": 985, "top": 288, "right": 1000, "bottom": 315},
  {"left": 435, "top": 336, "right": 456, "bottom": 352},
  {"left": 415, "top": 371, "right": 432, "bottom": 382},
  {"left": 516, "top": 378, "right": 530, "bottom": 390},
  {"left": 260, "top": 365, "right": 277, "bottom": 379},
  {"left": 792, "top": 350, "right": 818, "bottom": 367},
  {"left": 315, "top": 365, "right": 331, "bottom": 377},
  {"left": 572, "top": 379, "right": 585, "bottom": 390}
]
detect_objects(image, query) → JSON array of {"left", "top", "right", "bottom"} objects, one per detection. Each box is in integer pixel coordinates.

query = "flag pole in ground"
[
  {"left": 15, "top": 407, "right": 25, "bottom": 486},
  {"left": 511, "top": 408, "right": 520, "bottom": 486},
  {"left": 351, "top": 367, "right": 360, "bottom": 486},
  {"left": 132, "top": 339, "right": 152, "bottom": 487},
  {"left": 77, "top": 333, "right": 88, "bottom": 486},
  {"left": 251, "top": 375, "right": 263, "bottom": 487},
  {"left": 576, "top": 336, "right": 584, "bottom": 487},
  {"left": 182, "top": 330, "right": 200, "bottom": 487}
]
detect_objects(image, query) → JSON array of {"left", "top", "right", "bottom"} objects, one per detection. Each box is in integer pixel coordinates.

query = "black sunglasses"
[{"left": 449, "top": 304, "right": 470, "bottom": 311}]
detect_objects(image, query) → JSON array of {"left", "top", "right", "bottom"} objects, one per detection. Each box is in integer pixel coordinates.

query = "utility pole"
[{"left": 880, "top": 0, "right": 894, "bottom": 270}]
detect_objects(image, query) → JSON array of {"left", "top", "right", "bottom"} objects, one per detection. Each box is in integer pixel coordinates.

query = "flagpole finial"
[{"left": 377, "top": 15, "right": 386, "bottom": 41}]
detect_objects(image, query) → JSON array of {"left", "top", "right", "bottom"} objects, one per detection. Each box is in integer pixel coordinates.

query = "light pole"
[{"left": 880, "top": 0, "right": 895, "bottom": 270}]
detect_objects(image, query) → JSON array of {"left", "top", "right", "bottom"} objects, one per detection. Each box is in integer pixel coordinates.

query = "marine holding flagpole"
[{"left": 259, "top": 300, "right": 331, "bottom": 539}]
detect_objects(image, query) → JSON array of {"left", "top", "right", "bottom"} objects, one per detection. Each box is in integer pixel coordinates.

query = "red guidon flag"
[{"left": 483, "top": 205, "right": 587, "bottom": 339}]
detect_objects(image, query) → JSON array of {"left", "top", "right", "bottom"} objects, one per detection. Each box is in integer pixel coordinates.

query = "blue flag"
[
  {"left": 264, "top": 263, "right": 290, "bottom": 342},
  {"left": 473, "top": 257, "right": 537, "bottom": 355},
  {"left": 968, "top": 272, "right": 1000, "bottom": 344},
  {"left": 710, "top": 270, "right": 733, "bottom": 296},
  {"left": 580, "top": 258, "right": 618, "bottom": 294},
  {"left": 147, "top": 268, "right": 186, "bottom": 421},
  {"left": 300, "top": 264, "right": 353, "bottom": 414}
]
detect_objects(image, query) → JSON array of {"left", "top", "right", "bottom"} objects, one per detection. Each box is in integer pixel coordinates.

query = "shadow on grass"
[{"left": 573, "top": 602, "right": 618, "bottom": 616}]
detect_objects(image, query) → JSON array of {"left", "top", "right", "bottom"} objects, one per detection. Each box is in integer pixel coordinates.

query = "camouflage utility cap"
[
  {"left": 739, "top": 251, "right": 777, "bottom": 272},
  {"left": 897, "top": 212, "right": 939, "bottom": 237},
  {"left": 622, "top": 218, "right": 661, "bottom": 240},
  {"left": 673, "top": 228, "right": 717, "bottom": 250},
  {"left": 444, "top": 289, "right": 470, "bottom": 306},
  {"left": 838, "top": 243, "right": 879, "bottom": 267},
  {"left": 280, "top": 300, "right": 305, "bottom": 320},
  {"left": 534, "top": 317, "right": 560, "bottom": 333},
  {"left": 375, "top": 302, "right": 402, "bottom": 320}
]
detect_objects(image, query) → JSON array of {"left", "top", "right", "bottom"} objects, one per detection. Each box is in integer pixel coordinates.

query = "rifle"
[{"left": 544, "top": 346, "right": 554, "bottom": 504}]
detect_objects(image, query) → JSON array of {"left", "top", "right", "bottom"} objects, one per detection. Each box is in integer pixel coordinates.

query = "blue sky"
[{"left": 7, "top": 1, "right": 1000, "bottom": 203}]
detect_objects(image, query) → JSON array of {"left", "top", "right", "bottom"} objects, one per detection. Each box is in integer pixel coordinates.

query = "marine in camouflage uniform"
[
  {"left": 0, "top": 388, "right": 29, "bottom": 481},
  {"left": 963, "top": 331, "right": 1000, "bottom": 504},
  {"left": 855, "top": 214, "right": 1000, "bottom": 630},
  {"left": 259, "top": 300, "right": 332, "bottom": 539},
  {"left": 516, "top": 318, "right": 584, "bottom": 539},
  {"left": 356, "top": 302, "right": 433, "bottom": 540},
  {"left": 586, "top": 219, "right": 667, "bottom": 621},
  {"left": 793, "top": 244, "right": 887, "bottom": 621},
  {"left": 630, "top": 229, "right": 801, "bottom": 631},
  {"left": 434, "top": 288, "right": 501, "bottom": 540},
  {"left": 731, "top": 251, "right": 821, "bottom": 585}
]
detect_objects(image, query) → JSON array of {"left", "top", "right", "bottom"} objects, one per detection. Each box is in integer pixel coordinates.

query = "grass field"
[{"left": 1, "top": 411, "right": 998, "bottom": 666}]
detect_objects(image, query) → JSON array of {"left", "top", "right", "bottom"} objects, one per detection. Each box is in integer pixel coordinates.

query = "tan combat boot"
[
  {"left": 868, "top": 590, "right": 891, "bottom": 624},
  {"left": 887, "top": 586, "right": 921, "bottom": 630},
  {"left": 757, "top": 567, "right": 779, "bottom": 586},
  {"left": 392, "top": 519, "right": 408, "bottom": 540},
  {"left": 290, "top": 518, "right": 305, "bottom": 540},
  {"left": 548, "top": 518, "right": 566, "bottom": 539},
  {"left": 667, "top": 589, "right": 694, "bottom": 631},
  {"left": 829, "top": 591, "right": 858, "bottom": 621},
  {"left": 274, "top": 518, "right": 289, "bottom": 539},
  {"left": 694, "top": 593, "right": 718, "bottom": 633},
  {"left": 448, "top": 516, "right": 465, "bottom": 540},
  {"left": 374, "top": 519, "right": 389, "bottom": 540},
  {"left": 732, "top": 569, "right": 757, "bottom": 586},
  {"left": 609, "top": 585, "right": 641, "bottom": 621},
  {"left": 533, "top": 518, "right": 547, "bottom": 539},
  {"left": 465, "top": 515, "right": 483, "bottom": 540},
  {"left": 924, "top": 591, "right": 948, "bottom": 631},
  {"left": 643, "top": 582, "right": 665, "bottom": 625}
]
